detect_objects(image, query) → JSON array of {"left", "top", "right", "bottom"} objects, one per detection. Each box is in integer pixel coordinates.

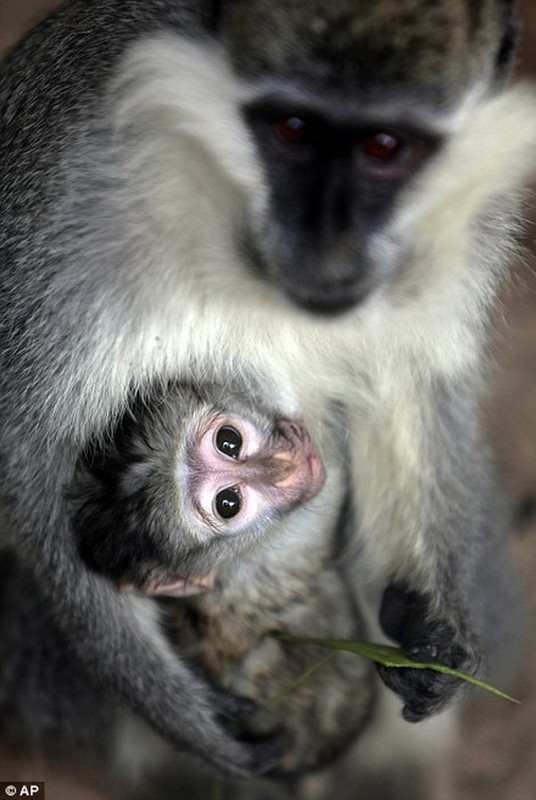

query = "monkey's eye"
[
  {"left": 275, "top": 116, "right": 309, "bottom": 145},
  {"left": 215, "top": 425, "right": 243, "bottom": 459},
  {"left": 214, "top": 487, "right": 242, "bottom": 520},
  {"left": 361, "top": 131, "right": 403, "bottom": 162}
]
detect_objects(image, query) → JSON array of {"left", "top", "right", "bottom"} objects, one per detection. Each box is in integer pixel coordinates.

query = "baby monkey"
[
  {"left": 73, "top": 381, "right": 325, "bottom": 597},
  {"left": 72, "top": 381, "right": 373, "bottom": 777}
]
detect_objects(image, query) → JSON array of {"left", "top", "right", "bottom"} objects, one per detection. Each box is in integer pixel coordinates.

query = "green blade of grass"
[{"left": 274, "top": 633, "right": 520, "bottom": 705}]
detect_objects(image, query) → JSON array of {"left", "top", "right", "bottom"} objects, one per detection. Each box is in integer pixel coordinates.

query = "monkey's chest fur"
[{"left": 165, "top": 556, "right": 375, "bottom": 776}]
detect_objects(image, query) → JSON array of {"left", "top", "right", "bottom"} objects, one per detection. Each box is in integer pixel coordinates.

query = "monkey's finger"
[
  {"left": 405, "top": 640, "right": 466, "bottom": 668},
  {"left": 212, "top": 733, "right": 285, "bottom": 778},
  {"left": 376, "top": 664, "right": 461, "bottom": 721},
  {"left": 213, "top": 689, "right": 258, "bottom": 720}
]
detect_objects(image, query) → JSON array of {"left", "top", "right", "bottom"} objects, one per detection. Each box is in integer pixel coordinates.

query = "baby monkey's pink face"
[
  {"left": 135, "top": 409, "right": 326, "bottom": 600},
  {"left": 188, "top": 415, "right": 325, "bottom": 534}
]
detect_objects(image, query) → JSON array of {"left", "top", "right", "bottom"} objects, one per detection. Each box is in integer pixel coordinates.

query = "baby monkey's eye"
[
  {"left": 214, "top": 487, "right": 242, "bottom": 520},
  {"left": 215, "top": 425, "right": 243, "bottom": 459}
]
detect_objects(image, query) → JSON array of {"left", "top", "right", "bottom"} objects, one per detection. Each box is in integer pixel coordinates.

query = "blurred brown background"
[{"left": 0, "top": 2, "right": 536, "bottom": 798}]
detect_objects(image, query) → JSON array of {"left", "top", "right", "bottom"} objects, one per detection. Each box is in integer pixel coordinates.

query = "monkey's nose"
[{"left": 268, "top": 454, "right": 297, "bottom": 486}]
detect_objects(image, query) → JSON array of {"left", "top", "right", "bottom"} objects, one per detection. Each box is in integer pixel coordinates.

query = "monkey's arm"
[
  {"left": 0, "top": 534, "right": 278, "bottom": 775},
  {"left": 2, "top": 498, "right": 278, "bottom": 776},
  {"left": 352, "top": 374, "right": 503, "bottom": 720},
  {"left": 0, "top": 383, "right": 281, "bottom": 774}
]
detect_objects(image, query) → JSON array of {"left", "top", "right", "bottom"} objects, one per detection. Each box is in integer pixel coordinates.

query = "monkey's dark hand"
[
  {"left": 193, "top": 688, "right": 285, "bottom": 778},
  {"left": 377, "top": 584, "right": 479, "bottom": 722}
]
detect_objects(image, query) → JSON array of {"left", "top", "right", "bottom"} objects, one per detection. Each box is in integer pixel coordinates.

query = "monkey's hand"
[
  {"left": 181, "top": 687, "right": 284, "bottom": 776},
  {"left": 377, "top": 584, "right": 481, "bottom": 722}
]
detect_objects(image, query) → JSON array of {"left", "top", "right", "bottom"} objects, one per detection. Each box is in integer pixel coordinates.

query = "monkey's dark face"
[
  {"left": 223, "top": 0, "right": 516, "bottom": 314},
  {"left": 243, "top": 96, "right": 443, "bottom": 313}
]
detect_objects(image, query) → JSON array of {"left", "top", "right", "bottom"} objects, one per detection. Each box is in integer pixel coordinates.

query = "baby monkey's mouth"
[{"left": 271, "top": 419, "right": 325, "bottom": 503}]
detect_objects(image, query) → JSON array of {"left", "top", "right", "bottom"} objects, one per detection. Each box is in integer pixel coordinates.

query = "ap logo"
[{"left": 1, "top": 787, "right": 43, "bottom": 798}]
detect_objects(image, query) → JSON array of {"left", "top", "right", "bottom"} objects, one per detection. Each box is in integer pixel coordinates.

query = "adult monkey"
[{"left": 0, "top": 0, "right": 534, "bottom": 778}]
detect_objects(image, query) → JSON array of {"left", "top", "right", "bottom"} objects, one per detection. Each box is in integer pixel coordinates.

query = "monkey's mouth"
[
  {"left": 273, "top": 420, "right": 326, "bottom": 503},
  {"left": 244, "top": 231, "right": 368, "bottom": 316},
  {"left": 289, "top": 286, "right": 363, "bottom": 316},
  {"left": 284, "top": 270, "right": 382, "bottom": 316}
]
